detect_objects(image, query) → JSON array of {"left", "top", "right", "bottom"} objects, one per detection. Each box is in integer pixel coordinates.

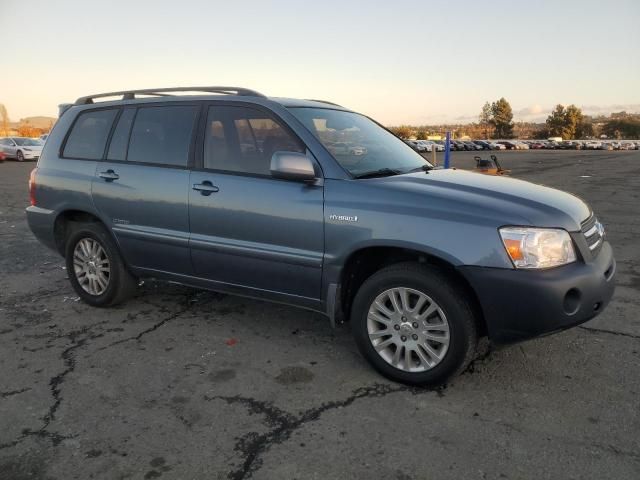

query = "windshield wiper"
[
  {"left": 406, "top": 164, "right": 434, "bottom": 173},
  {"left": 353, "top": 168, "right": 403, "bottom": 179}
]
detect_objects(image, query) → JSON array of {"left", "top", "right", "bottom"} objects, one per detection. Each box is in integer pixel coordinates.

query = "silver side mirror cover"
[{"left": 270, "top": 151, "right": 317, "bottom": 182}]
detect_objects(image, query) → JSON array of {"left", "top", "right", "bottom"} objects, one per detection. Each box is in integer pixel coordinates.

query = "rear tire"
[
  {"left": 351, "top": 262, "right": 478, "bottom": 386},
  {"left": 65, "top": 222, "right": 137, "bottom": 307},
  {"left": 17, "top": 150, "right": 24, "bottom": 162}
]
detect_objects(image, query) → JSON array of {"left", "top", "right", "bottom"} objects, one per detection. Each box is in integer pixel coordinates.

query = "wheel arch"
[
  {"left": 336, "top": 245, "right": 487, "bottom": 337},
  {"left": 53, "top": 209, "right": 119, "bottom": 257}
]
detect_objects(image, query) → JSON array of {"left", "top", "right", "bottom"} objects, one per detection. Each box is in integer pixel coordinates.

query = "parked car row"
[
  {"left": 404, "top": 138, "right": 640, "bottom": 153},
  {"left": 0, "top": 137, "right": 45, "bottom": 161},
  {"left": 581, "top": 140, "right": 639, "bottom": 150},
  {"left": 405, "top": 140, "right": 445, "bottom": 153}
]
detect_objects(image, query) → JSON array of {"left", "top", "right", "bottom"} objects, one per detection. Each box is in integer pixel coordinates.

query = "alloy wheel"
[
  {"left": 367, "top": 287, "right": 450, "bottom": 372},
  {"left": 73, "top": 238, "right": 110, "bottom": 296}
]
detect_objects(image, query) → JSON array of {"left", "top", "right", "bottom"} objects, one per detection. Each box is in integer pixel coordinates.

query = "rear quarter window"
[{"left": 63, "top": 109, "right": 118, "bottom": 160}]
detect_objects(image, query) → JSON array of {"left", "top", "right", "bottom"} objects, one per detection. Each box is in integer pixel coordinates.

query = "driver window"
[{"left": 204, "top": 106, "right": 304, "bottom": 176}]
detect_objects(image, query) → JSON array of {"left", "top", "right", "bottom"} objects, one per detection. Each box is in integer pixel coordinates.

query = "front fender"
[{"left": 323, "top": 179, "right": 513, "bottom": 273}]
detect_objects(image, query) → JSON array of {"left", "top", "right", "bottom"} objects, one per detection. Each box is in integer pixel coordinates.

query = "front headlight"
[{"left": 499, "top": 227, "right": 576, "bottom": 269}]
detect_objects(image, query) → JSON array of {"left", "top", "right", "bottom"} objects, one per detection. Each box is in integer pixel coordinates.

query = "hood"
[{"left": 370, "top": 169, "right": 590, "bottom": 231}]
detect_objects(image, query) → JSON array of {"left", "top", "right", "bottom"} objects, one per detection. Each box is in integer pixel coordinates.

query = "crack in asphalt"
[
  {"left": 578, "top": 326, "right": 640, "bottom": 340},
  {"left": 205, "top": 383, "right": 439, "bottom": 480},
  {"left": 98, "top": 292, "right": 202, "bottom": 351},
  {"left": 40, "top": 328, "right": 104, "bottom": 433},
  {"left": 0, "top": 292, "right": 203, "bottom": 451},
  {"left": 0, "top": 387, "right": 31, "bottom": 398},
  {"left": 0, "top": 325, "right": 99, "bottom": 450},
  {"left": 462, "top": 341, "right": 493, "bottom": 374}
]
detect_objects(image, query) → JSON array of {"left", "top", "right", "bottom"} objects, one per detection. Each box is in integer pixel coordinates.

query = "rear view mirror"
[
  {"left": 325, "top": 117, "right": 355, "bottom": 131},
  {"left": 270, "top": 151, "right": 317, "bottom": 182}
]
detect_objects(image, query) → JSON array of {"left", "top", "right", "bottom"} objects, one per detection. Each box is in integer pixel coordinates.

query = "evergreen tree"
[{"left": 490, "top": 98, "right": 514, "bottom": 138}]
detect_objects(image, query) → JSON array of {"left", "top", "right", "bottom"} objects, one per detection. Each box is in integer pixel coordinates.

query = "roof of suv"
[{"left": 66, "top": 87, "right": 350, "bottom": 113}]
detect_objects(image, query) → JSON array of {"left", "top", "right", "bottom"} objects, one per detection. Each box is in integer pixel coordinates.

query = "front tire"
[
  {"left": 16, "top": 150, "right": 24, "bottom": 162},
  {"left": 65, "top": 222, "right": 138, "bottom": 307},
  {"left": 351, "top": 263, "right": 478, "bottom": 386}
]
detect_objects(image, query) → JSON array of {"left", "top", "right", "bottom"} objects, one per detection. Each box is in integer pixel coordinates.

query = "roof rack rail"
[
  {"left": 306, "top": 99, "right": 343, "bottom": 107},
  {"left": 75, "top": 86, "right": 266, "bottom": 105}
]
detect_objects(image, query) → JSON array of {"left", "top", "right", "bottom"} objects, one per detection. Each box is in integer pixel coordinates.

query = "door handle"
[
  {"left": 193, "top": 181, "right": 219, "bottom": 195},
  {"left": 98, "top": 170, "right": 119, "bottom": 181}
]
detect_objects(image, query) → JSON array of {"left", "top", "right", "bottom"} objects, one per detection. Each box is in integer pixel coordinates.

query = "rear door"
[
  {"left": 91, "top": 103, "right": 199, "bottom": 275},
  {"left": 188, "top": 103, "right": 324, "bottom": 301}
]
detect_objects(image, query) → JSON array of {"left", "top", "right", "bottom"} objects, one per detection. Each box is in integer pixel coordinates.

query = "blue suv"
[{"left": 26, "top": 87, "right": 616, "bottom": 385}]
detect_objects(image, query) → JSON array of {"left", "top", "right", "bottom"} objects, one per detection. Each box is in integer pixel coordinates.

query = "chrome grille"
[{"left": 581, "top": 214, "right": 604, "bottom": 256}]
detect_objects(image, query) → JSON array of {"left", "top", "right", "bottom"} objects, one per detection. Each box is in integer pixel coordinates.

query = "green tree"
[
  {"left": 533, "top": 126, "right": 550, "bottom": 139},
  {"left": 576, "top": 121, "right": 594, "bottom": 139},
  {"left": 478, "top": 101, "right": 493, "bottom": 138},
  {"left": 546, "top": 104, "right": 567, "bottom": 138},
  {"left": 602, "top": 118, "right": 640, "bottom": 139},
  {"left": 415, "top": 129, "right": 429, "bottom": 140},
  {"left": 546, "top": 104, "right": 588, "bottom": 139},
  {"left": 564, "top": 104, "right": 584, "bottom": 139},
  {"left": 490, "top": 98, "right": 514, "bottom": 138}
]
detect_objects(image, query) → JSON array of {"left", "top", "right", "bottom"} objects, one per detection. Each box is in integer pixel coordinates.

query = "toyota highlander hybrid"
[{"left": 26, "top": 87, "right": 616, "bottom": 385}]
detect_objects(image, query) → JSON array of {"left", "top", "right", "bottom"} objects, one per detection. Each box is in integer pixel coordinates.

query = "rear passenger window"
[
  {"left": 204, "top": 106, "right": 304, "bottom": 175},
  {"left": 127, "top": 106, "right": 198, "bottom": 167},
  {"left": 64, "top": 109, "right": 118, "bottom": 159},
  {"left": 107, "top": 109, "right": 136, "bottom": 161}
]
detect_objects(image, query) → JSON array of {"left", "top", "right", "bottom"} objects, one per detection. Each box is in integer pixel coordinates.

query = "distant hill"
[{"left": 11, "top": 116, "right": 57, "bottom": 129}]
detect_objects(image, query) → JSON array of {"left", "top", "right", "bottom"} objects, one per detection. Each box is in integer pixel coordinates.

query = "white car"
[
  {"left": 428, "top": 141, "right": 445, "bottom": 152},
  {"left": 406, "top": 140, "right": 427, "bottom": 152},
  {"left": 349, "top": 145, "right": 368, "bottom": 155},
  {"left": 0, "top": 137, "right": 44, "bottom": 161},
  {"left": 416, "top": 140, "right": 444, "bottom": 152},
  {"left": 515, "top": 141, "right": 530, "bottom": 150},
  {"left": 488, "top": 142, "right": 506, "bottom": 150},
  {"left": 415, "top": 140, "right": 432, "bottom": 152}
]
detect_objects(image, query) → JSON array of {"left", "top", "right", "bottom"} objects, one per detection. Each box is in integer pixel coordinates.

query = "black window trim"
[
  {"left": 194, "top": 100, "right": 322, "bottom": 180},
  {"left": 105, "top": 107, "right": 136, "bottom": 162},
  {"left": 59, "top": 106, "right": 120, "bottom": 161},
  {"left": 60, "top": 102, "right": 203, "bottom": 171},
  {"left": 120, "top": 102, "right": 202, "bottom": 170}
]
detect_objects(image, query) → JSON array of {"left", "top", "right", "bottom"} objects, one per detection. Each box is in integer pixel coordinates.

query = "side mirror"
[{"left": 270, "top": 151, "right": 317, "bottom": 182}]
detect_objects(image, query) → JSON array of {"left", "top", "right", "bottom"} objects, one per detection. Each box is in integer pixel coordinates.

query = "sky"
[{"left": 1, "top": 0, "right": 639, "bottom": 125}]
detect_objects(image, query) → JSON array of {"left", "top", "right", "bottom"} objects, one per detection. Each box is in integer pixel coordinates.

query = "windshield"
[
  {"left": 13, "top": 138, "right": 42, "bottom": 146},
  {"left": 288, "top": 108, "right": 431, "bottom": 177}
]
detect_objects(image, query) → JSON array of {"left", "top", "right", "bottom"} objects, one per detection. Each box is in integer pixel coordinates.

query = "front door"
[{"left": 188, "top": 104, "right": 324, "bottom": 301}]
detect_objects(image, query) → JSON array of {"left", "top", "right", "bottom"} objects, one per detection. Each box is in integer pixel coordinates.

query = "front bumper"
[{"left": 459, "top": 241, "right": 616, "bottom": 344}]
